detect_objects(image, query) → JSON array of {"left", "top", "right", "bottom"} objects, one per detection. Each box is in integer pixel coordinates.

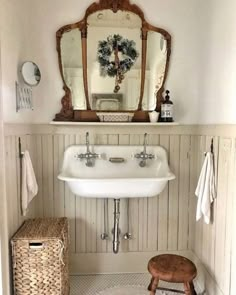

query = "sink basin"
[{"left": 58, "top": 145, "right": 175, "bottom": 198}]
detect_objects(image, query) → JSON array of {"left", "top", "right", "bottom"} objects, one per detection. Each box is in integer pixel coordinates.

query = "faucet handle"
[
  {"left": 74, "top": 153, "right": 84, "bottom": 159},
  {"left": 95, "top": 153, "right": 102, "bottom": 159},
  {"left": 147, "top": 153, "right": 155, "bottom": 159},
  {"left": 99, "top": 153, "right": 107, "bottom": 160},
  {"left": 91, "top": 153, "right": 106, "bottom": 160},
  {"left": 131, "top": 153, "right": 136, "bottom": 160}
]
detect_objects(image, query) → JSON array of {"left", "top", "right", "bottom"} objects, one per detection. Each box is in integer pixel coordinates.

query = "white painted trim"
[
  {"left": 69, "top": 250, "right": 193, "bottom": 274},
  {"left": 4, "top": 123, "right": 194, "bottom": 136},
  {"left": 4, "top": 123, "right": 236, "bottom": 137},
  {"left": 0, "top": 39, "right": 10, "bottom": 295},
  {"left": 50, "top": 121, "right": 180, "bottom": 126},
  {"left": 4, "top": 123, "right": 33, "bottom": 136},
  {"left": 0, "top": 34, "right": 2, "bottom": 295},
  {"left": 0, "top": 126, "right": 10, "bottom": 295},
  {"left": 197, "top": 125, "right": 236, "bottom": 137}
]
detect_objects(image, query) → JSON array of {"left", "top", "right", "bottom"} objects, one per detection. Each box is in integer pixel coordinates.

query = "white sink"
[{"left": 58, "top": 145, "right": 175, "bottom": 198}]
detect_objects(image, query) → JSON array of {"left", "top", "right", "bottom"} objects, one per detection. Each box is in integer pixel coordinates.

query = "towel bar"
[
  {"left": 210, "top": 138, "right": 214, "bottom": 154},
  {"left": 18, "top": 137, "right": 24, "bottom": 215},
  {"left": 18, "top": 137, "right": 24, "bottom": 158}
]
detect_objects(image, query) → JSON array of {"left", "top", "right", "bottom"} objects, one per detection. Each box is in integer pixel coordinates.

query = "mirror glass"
[
  {"left": 61, "top": 29, "right": 86, "bottom": 109},
  {"left": 59, "top": 8, "right": 169, "bottom": 113},
  {"left": 87, "top": 10, "right": 142, "bottom": 111},
  {"left": 142, "top": 31, "right": 167, "bottom": 110},
  {"left": 21, "top": 61, "right": 41, "bottom": 86}
]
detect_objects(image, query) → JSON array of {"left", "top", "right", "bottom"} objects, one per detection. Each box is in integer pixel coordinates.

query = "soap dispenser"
[{"left": 161, "top": 90, "right": 174, "bottom": 122}]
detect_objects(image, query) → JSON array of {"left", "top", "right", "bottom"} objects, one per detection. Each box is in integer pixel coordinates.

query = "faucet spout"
[
  {"left": 75, "top": 132, "right": 100, "bottom": 167},
  {"left": 86, "top": 132, "right": 90, "bottom": 153},
  {"left": 143, "top": 132, "right": 147, "bottom": 154},
  {"left": 134, "top": 133, "right": 154, "bottom": 167}
]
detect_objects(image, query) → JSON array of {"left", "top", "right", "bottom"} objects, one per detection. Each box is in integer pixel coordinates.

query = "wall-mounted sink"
[{"left": 58, "top": 145, "right": 175, "bottom": 198}]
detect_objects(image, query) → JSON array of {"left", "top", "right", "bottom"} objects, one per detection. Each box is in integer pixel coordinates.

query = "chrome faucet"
[
  {"left": 134, "top": 133, "right": 155, "bottom": 167},
  {"left": 75, "top": 132, "right": 100, "bottom": 167}
]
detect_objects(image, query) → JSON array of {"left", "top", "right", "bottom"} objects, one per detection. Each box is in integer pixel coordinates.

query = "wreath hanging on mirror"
[{"left": 97, "top": 34, "right": 139, "bottom": 93}]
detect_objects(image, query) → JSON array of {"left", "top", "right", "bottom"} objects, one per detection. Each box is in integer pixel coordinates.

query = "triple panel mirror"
[{"left": 54, "top": 0, "right": 171, "bottom": 122}]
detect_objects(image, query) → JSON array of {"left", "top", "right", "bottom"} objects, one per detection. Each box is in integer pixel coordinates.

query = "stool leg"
[
  {"left": 184, "top": 282, "right": 191, "bottom": 295},
  {"left": 149, "top": 277, "right": 159, "bottom": 295},
  {"left": 147, "top": 277, "right": 154, "bottom": 291},
  {"left": 190, "top": 281, "right": 197, "bottom": 295}
]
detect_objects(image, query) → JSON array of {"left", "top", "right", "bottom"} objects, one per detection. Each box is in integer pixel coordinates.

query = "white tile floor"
[{"left": 70, "top": 273, "right": 202, "bottom": 295}]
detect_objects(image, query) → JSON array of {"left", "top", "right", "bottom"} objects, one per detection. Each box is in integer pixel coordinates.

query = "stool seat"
[{"left": 147, "top": 254, "right": 197, "bottom": 295}]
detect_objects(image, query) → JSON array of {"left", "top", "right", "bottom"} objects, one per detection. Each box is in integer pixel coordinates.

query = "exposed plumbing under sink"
[{"left": 58, "top": 133, "right": 175, "bottom": 253}]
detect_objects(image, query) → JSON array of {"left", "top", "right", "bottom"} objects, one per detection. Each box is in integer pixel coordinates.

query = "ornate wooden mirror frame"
[{"left": 54, "top": 0, "right": 171, "bottom": 122}]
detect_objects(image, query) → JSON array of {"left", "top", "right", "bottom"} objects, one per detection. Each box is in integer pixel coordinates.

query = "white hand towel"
[
  {"left": 21, "top": 150, "right": 38, "bottom": 216},
  {"left": 195, "top": 152, "right": 216, "bottom": 224}
]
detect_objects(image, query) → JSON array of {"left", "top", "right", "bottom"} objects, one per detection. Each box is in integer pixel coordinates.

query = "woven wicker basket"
[{"left": 11, "top": 218, "right": 69, "bottom": 295}]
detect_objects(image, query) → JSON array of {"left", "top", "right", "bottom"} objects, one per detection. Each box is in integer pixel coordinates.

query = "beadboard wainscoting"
[
  {"left": 3, "top": 124, "right": 236, "bottom": 295},
  {"left": 192, "top": 134, "right": 236, "bottom": 295}
]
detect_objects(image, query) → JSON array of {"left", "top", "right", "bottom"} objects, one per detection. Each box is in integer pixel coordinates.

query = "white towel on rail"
[
  {"left": 195, "top": 152, "right": 216, "bottom": 224},
  {"left": 21, "top": 150, "right": 38, "bottom": 216}
]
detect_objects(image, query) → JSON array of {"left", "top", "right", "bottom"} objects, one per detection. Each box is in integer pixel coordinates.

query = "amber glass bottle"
[{"left": 161, "top": 90, "right": 173, "bottom": 122}]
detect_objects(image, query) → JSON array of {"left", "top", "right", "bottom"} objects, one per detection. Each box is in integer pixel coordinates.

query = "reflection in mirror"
[
  {"left": 142, "top": 31, "right": 167, "bottom": 110},
  {"left": 60, "top": 29, "right": 86, "bottom": 109},
  {"left": 87, "top": 10, "right": 142, "bottom": 111},
  {"left": 92, "top": 93, "right": 123, "bottom": 110}
]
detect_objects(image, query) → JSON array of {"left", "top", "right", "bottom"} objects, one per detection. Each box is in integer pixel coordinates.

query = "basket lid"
[{"left": 12, "top": 218, "right": 68, "bottom": 240}]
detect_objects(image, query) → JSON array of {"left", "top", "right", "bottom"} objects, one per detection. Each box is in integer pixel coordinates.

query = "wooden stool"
[{"left": 147, "top": 254, "right": 197, "bottom": 295}]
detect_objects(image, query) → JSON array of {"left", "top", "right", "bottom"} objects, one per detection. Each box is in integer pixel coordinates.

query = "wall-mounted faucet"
[
  {"left": 75, "top": 132, "right": 100, "bottom": 167},
  {"left": 135, "top": 133, "right": 155, "bottom": 167}
]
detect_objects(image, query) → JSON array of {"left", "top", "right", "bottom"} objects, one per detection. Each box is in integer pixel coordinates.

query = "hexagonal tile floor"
[{"left": 70, "top": 273, "right": 202, "bottom": 295}]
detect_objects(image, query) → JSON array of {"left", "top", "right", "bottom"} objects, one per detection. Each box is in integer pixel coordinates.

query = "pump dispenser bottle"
[{"left": 161, "top": 90, "right": 174, "bottom": 122}]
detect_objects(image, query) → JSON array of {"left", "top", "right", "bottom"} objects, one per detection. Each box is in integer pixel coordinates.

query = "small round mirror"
[{"left": 21, "top": 61, "right": 41, "bottom": 86}]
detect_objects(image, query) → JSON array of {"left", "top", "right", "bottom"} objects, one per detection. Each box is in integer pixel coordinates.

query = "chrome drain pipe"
[
  {"left": 112, "top": 199, "right": 120, "bottom": 254},
  {"left": 123, "top": 198, "right": 132, "bottom": 241},
  {"left": 101, "top": 199, "right": 109, "bottom": 240}
]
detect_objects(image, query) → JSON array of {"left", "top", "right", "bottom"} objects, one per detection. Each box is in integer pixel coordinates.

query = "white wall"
[
  {"left": 0, "top": 31, "right": 11, "bottom": 295},
  {"left": 198, "top": 0, "right": 236, "bottom": 124},
  {"left": 1, "top": 0, "right": 35, "bottom": 124},
  {"left": 2, "top": 0, "right": 236, "bottom": 124},
  {"left": 2, "top": 0, "right": 201, "bottom": 124}
]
